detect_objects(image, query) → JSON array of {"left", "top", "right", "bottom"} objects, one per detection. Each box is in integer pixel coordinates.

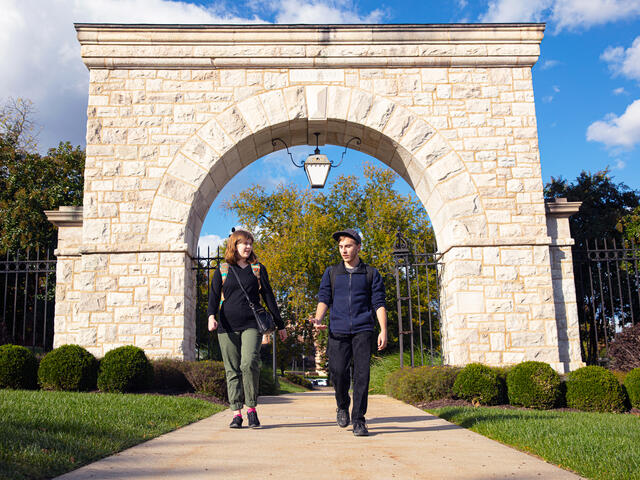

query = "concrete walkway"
[{"left": 56, "top": 391, "right": 583, "bottom": 479}]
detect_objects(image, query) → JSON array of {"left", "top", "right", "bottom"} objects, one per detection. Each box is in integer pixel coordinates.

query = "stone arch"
[{"left": 149, "top": 86, "right": 488, "bottom": 256}]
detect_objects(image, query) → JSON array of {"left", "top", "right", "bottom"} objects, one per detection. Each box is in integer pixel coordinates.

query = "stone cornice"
[
  {"left": 45, "top": 206, "right": 83, "bottom": 228},
  {"left": 545, "top": 198, "right": 582, "bottom": 217},
  {"left": 75, "top": 23, "right": 545, "bottom": 69}
]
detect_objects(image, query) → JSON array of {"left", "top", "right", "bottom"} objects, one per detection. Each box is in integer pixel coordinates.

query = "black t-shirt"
[{"left": 206, "top": 263, "right": 284, "bottom": 333}]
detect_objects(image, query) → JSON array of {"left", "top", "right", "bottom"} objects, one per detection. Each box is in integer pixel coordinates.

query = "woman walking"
[{"left": 207, "top": 229, "right": 287, "bottom": 428}]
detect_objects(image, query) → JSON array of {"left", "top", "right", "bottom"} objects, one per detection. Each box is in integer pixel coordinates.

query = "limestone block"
[
  {"left": 384, "top": 108, "right": 414, "bottom": 142},
  {"left": 283, "top": 86, "right": 307, "bottom": 120},
  {"left": 455, "top": 291, "right": 484, "bottom": 314},
  {"left": 107, "top": 292, "right": 133, "bottom": 307},
  {"left": 501, "top": 249, "right": 532, "bottom": 265},
  {"left": 347, "top": 89, "right": 374, "bottom": 125},
  {"left": 426, "top": 151, "right": 464, "bottom": 183},
  {"left": 363, "top": 96, "right": 396, "bottom": 131},
  {"left": 237, "top": 95, "right": 269, "bottom": 132},
  {"left": 260, "top": 90, "right": 289, "bottom": 126},
  {"left": 216, "top": 106, "right": 251, "bottom": 143},
  {"left": 290, "top": 69, "right": 344, "bottom": 83},
  {"left": 97, "top": 325, "right": 117, "bottom": 343},
  {"left": 136, "top": 336, "right": 162, "bottom": 348},
  {"left": 414, "top": 134, "right": 451, "bottom": 169},
  {"left": 164, "top": 296, "right": 184, "bottom": 314},
  {"left": 79, "top": 292, "right": 106, "bottom": 312}
]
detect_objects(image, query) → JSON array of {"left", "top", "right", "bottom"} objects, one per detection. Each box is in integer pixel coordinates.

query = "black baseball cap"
[{"left": 332, "top": 228, "right": 362, "bottom": 244}]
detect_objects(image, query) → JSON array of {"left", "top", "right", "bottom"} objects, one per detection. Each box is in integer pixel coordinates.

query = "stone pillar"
[
  {"left": 439, "top": 241, "right": 563, "bottom": 371},
  {"left": 545, "top": 198, "right": 585, "bottom": 372},
  {"left": 45, "top": 207, "right": 84, "bottom": 350}
]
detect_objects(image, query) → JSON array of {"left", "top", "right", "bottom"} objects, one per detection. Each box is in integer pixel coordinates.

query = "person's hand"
[
  {"left": 308, "top": 316, "right": 327, "bottom": 330},
  {"left": 377, "top": 331, "right": 387, "bottom": 351},
  {"left": 208, "top": 315, "right": 218, "bottom": 332},
  {"left": 278, "top": 329, "right": 288, "bottom": 341}
]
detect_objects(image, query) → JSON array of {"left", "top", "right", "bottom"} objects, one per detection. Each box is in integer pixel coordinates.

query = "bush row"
[
  {"left": 384, "top": 360, "right": 640, "bottom": 413},
  {"left": 0, "top": 344, "right": 283, "bottom": 399}
]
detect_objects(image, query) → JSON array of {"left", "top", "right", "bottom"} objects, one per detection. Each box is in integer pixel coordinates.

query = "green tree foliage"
[
  {"left": 0, "top": 98, "right": 85, "bottom": 252},
  {"left": 544, "top": 169, "right": 640, "bottom": 242},
  {"left": 224, "top": 164, "right": 437, "bottom": 355}
]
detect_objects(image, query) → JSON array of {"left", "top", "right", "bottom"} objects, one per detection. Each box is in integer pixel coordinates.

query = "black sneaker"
[
  {"left": 336, "top": 408, "right": 350, "bottom": 428},
  {"left": 247, "top": 410, "right": 261, "bottom": 429},
  {"left": 229, "top": 415, "right": 243, "bottom": 429},
  {"left": 352, "top": 421, "right": 369, "bottom": 437}
]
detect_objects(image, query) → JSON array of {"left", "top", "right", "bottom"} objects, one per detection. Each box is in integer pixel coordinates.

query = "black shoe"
[
  {"left": 353, "top": 421, "right": 369, "bottom": 437},
  {"left": 336, "top": 408, "right": 350, "bottom": 428},
  {"left": 229, "top": 415, "right": 243, "bottom": 429},
  {"left": 247, "top": 410, "right": 261, "bottom": 429}
]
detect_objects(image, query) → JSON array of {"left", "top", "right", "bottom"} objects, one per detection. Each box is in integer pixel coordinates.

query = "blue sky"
[{"left": 2, "top": 0, "right": 640, "bottom": 251}]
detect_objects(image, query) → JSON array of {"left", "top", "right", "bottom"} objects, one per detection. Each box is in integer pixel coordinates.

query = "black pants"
[{"left": 328, "top": 330, "right": 373, "bottom": 423}]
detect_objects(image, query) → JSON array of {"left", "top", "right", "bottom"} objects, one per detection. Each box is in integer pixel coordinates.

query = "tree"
[
  {"left": 0, "top": 98, "right": 84, "bottom": 252},
  {"left": 544, "top": 169, "right": 640, "bottom": 242},
  {"left": 545, "top": 170, "right": 640, "bottom": 365},
  {"left": 224, "top": 164, "right": 438, "bottom": 366}
]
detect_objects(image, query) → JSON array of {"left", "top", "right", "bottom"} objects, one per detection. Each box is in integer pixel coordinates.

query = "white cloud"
[
  {"left": 613, "top": 87, "right": 627, "bottom": 95},
  {"left": 1, "top": 0, "right": 264, "bottom": 152},
  {"left": 479, "top": 0, "right": 640, "bottom": 31},
  {"left": 2, "top": 0, "right": 383, "bottom": 152},
  {"left": 541, "top": 59, "right": 561, "bottom": 69},
  {"left": 272, "top": 0, "right": 384, "bottom": 24},
  {"left": 613, "top": 159, "right": 626, "bottom": 170},
  {"left": 602, "top": 36, "right": 640, "bottom": 81},
  {"left": 197, "top": 234, "right": 226, "bottom": 255},
  {"left": 479, "top": 0, "right": 552, "bottom": 22},
  {"left": 552, "top": 0, "right": 640, "bottom": 31},
  {"left": 586, "top": 99, "right": 640, "bottom": 149}
]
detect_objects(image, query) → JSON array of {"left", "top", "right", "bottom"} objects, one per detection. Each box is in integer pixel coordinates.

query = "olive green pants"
[{"left": 218, "top": 328, "right": 262, "bottom": 411}]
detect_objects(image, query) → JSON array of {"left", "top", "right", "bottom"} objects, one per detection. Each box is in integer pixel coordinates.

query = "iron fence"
[
  {"left": 573, "top": 238, "right": 640, "bottom": 365},
  {"left": 0, "top": 248, "right": 57, "bottom": 352},
  {"left": 392, "top": 231, "right": 441, "bottom": 368},
  {"left": 192, "top": 247, "right": 224, "bottom": 360}
]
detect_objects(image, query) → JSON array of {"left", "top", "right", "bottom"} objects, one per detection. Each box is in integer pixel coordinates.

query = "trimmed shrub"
[
  {"left": 38, "top": 344, "right": 98, "bottom": 391},
  {"left": 284, "top": 372, "right": 313, "bottom": 389},
  {"left": 623, "top": 367, "right": 640, "bottom": 409},
  {"left": 97, "top": 346, "right": 153, "bottom": 393},
  {"left": 506, "top": 361, "right": 561, "bottom": 409},
  {"left": 385, "top": 365, "right": 460, "bottom": 404},
  {"left": 453, "top": 363, "right": 502, "bottom": 405},
  {"left": 183, "top": 360, "right": 227, "bottom": 400},
  {"left": 565, "top": 366, "right": 627, "bottom": 413},
  {"left": 150, "top": 358, "right": 192, "bottom": 392},
  {"left": 609, "top": 322, "right": 640, "bottom": 371},
  {"left": 0, "top": 344, "right": 38, "bottom": 389}
]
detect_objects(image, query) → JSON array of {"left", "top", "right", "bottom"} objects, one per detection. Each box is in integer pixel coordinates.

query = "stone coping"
[
  {"left": 45, "top": 207, "right": 83, "bottom": 227},
  {"left": 75, "top": 23, "right": 545, "bottom": 69}
]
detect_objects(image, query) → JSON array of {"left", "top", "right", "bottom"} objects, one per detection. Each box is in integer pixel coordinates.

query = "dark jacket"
[
  {"left": 317, "top": 261, "right": 386, "bottom": 334},
  {"left": 207, "top": 262, "right": 284, "bottom": 333}
]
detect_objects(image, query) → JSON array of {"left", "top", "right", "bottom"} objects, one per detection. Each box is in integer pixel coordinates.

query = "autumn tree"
[
  {"left": 544, "top": 169, "right": 640, "bottom": 243},
  {"left": 225, "top": 164, "right": 437, "bottom": 364},
  {"left": 0, "top": 98, "right": 85, "bottom": 252}
]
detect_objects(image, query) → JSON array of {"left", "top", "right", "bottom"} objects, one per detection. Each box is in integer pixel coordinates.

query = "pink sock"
[
  {"left": 234, "top": 413, "right": 242, "bottom": 418},
  {"left": 247, "top": 408, "right": 256, "bottom": 413}
]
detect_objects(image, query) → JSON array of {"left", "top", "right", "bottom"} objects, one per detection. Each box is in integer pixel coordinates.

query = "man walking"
[{"left": 310, "top": 228, "right": 387, "bottom": 436}]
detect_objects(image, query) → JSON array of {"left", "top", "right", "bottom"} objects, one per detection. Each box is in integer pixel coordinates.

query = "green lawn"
[
  {"left": 0, "top": 390, "right": 224, "bottom": 480},
  {"left": 430, "top": 406, "right": 640, "bottom": 480},
  {"left": 277, "top": 376, "right": 310, "bottom": 393}
]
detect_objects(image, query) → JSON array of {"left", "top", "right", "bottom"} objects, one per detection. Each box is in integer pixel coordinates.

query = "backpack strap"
[
  {"left": 219, "top": 263, "right": 229, "bottom": 309},
  {"left": 329, "top": 263, "right": 374, "bottom": 300},
  {"left": 218, "top": 262, "right": 261, "bottom": 310},
  {"left": 251, "top": 263, "right": 262, "bottom": 290}
]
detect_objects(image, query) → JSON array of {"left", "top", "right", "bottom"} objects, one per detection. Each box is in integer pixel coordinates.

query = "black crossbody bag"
[{"left": 229, "top": 265, "right": 275, "bottom": 335}]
